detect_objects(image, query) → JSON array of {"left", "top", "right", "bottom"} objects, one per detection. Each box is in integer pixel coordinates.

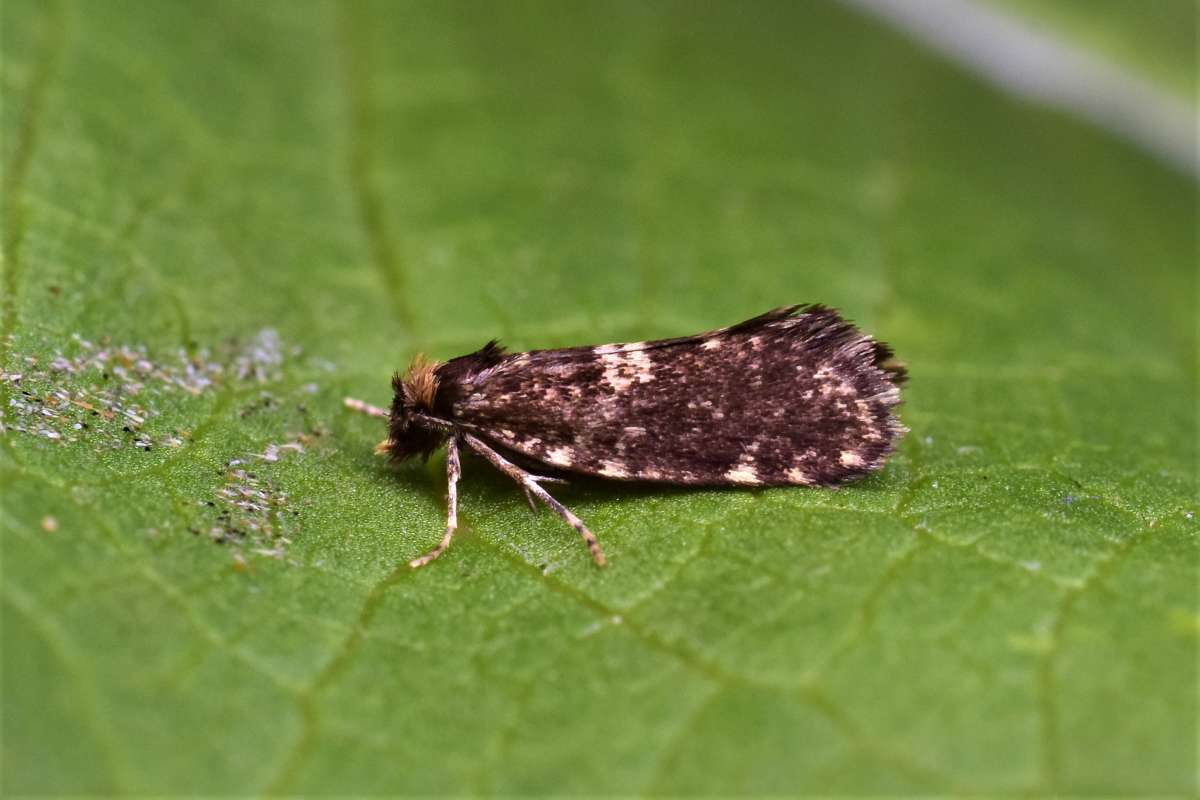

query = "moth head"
[{"left": 385, "top": 354, "right": 447, "bottom": 462}]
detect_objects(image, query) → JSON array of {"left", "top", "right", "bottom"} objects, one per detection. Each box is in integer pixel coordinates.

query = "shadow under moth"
[{"left": 345, "top": 305, "right": 907, "bottom": 568}]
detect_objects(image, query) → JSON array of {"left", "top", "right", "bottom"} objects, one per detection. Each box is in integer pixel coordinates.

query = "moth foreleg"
[
  {"left": 409, "top": 436, "right": 462, "bottom": 568},
  {"left": 461, "top": 433, "right": 607, "bottom": 567}
]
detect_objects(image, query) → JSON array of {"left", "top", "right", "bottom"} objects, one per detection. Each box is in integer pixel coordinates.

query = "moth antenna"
[{"left": 344, "top": 396, "right": 389, "bottom": 418}]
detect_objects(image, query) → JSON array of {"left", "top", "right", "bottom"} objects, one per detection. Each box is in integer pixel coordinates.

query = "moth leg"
[
  {"left": 520, "top": 479, "right": 566, "bottom": 510},
  {"left": 343, "top": 396, "right": 389, "bottom": 418},
  {"left": 520, "top": 472, "right": 566, "bottom": 510},
  {"left": 462, "top": 433, "right": 607, "bottom": 567},
  {"left": 409, "top": 436, "right": 462, "bottom": 568},
  {"left": 520, "top": 475, "right": 566, "bottom": 512},
  {"left": 528, "top": 474, "right": 568, "bottom": 485}
]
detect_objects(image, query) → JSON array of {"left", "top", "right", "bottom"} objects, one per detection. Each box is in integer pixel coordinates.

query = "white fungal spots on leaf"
[
  {"left": 3, "top": 330, "right": 321, "bottom": 567},
  {"left": 255, "top": 440, "right": 306, "bottom": 463},
  {"left": 200, "top": 433, "right": 317, "bottom": 563},
  {"left": 0, "top": 330, "right": 296, "bottom": 451}
]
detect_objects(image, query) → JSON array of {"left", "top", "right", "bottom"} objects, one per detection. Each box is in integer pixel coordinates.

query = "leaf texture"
[{"left": 2, "top": 0, "right": 1195, "bottom": 794}]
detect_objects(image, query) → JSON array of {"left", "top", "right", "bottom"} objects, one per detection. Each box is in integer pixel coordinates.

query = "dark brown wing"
[{"left": 445, "top": 306, "right": 906, "bottom": 486}]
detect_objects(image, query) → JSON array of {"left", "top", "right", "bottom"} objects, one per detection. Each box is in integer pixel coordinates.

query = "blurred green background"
[{"left": 3, "top": 0, "right": 1196, "bottom": 794}]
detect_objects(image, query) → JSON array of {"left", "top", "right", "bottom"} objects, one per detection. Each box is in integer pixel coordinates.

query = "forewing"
[{"left": 449, "top": 306, "right": 906, "bottom": 486}]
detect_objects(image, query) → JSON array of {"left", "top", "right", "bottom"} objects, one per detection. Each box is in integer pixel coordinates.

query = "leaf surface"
[{"left": 3, "top": 0, "right": 1196, "bottom": 794}]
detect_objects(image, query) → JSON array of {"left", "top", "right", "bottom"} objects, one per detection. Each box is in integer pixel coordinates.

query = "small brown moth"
[{"left": 346, "top": 305, "right": 906, "bottom": 568}]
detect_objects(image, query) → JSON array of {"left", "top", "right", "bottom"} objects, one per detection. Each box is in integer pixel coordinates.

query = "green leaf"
[{"left": 3, "top": 0, "right": 1195, "bottom": 794}]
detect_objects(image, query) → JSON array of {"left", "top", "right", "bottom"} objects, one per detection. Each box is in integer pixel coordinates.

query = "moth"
[{"left": 345, "top": 305, "right": 906, "bottom": 568}]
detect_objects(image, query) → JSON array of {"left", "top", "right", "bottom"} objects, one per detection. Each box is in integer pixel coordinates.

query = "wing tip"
[{"left": 782, "top": 304, "right": 908, "bottom": 386}]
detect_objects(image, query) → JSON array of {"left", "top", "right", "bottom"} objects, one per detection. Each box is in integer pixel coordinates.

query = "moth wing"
[{"left": 451, "top": 306, "right": 905, "bottom": 486}]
